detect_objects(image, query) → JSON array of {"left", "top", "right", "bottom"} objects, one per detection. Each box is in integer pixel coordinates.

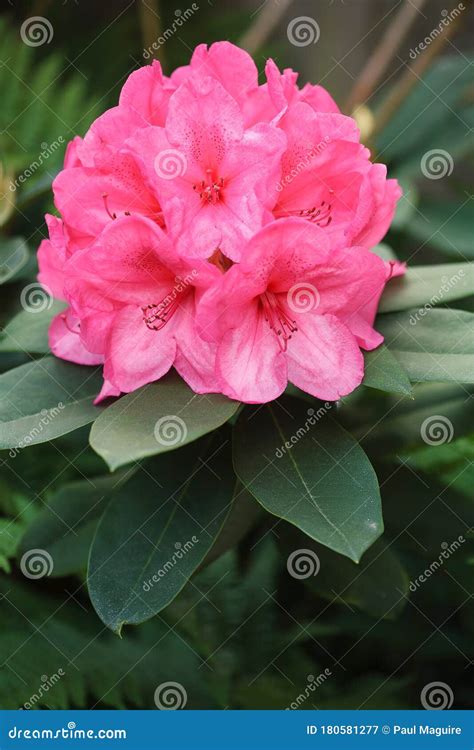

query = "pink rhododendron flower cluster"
[{"left": 38, "top": 42, "right": 403, "bottom": 404}]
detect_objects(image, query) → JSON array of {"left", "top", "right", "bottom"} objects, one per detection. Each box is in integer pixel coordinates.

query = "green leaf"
[
  {"left": 405, "top": 199, "right": 474, "bottom": 258},
  {"left": 0, "top": 237, "right": 29, "bottom": 284},
  {"left": 88, "top": 434, "right": 234, "bottom": 632},
  {"left": 280, "top": 527, "right": 408, "bottom": 619},
  {"left": 0, "top": 301, "right": 66, "bottom": 353},
  {"left": 0, "top": 357, "right": 104, "bottom": 449},
  {"left": 379, "top": 263, "right": 474, "bottom": 313},
  {"left": 89, "top": 370, "right": 240, "bottom": 471},
  {"left": 378, "top": 308, "right": 474, "bottom": 384},
  {"left": 18, "top": 470, "right": 133, "bottom": 577},
  {"left": 375, "top": 56, "right": 473, "bottom": 160},
  {"left": 233, "top": 398, "right": 383, "bottom": 562},
  {"left": 200, "top": 485, "right": 263, "bottom": 570},
  {"left": 363, "top": 345, "right": 412, "bottom": 396}
]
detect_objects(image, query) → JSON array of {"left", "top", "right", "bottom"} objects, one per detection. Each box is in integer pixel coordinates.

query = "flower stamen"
[{"left": 260, "top": 291, "right": 297, "bottom": 352}]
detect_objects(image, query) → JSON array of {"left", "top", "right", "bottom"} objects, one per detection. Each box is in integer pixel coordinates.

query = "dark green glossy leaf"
[
  {"left": 0, "top": 357, "right": 103, "bottom": 449},
  {"left": 379, "top": 263, "right": 474, "bottom": 313},
  {"left": 19, "top": 470, "right": 133, "bottom": 577},
  {"left": 378, "top": 308, "right": 474, "bottom": 384},
  {"left": 363, "top": 345, "right": 412, "bottom": 396},
  {"left": 89, "top": 370, "right": 240, "bottom": 470},
  {"left": 233, "top": 398, "right": 383, "bottom": 562},
  {"left": 0, "top": 301, "right": 66, "bottom": 353},
  {"left": 88, "top": 435, "right": 234, "bottom": 632},
  {"left": 0, "top": 237, "right": 29, "bottom": 284}
]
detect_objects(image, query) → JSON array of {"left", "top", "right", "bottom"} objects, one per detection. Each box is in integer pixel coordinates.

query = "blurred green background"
[{"left": 0, "top": 0, "right": 473, "bottom": 711}]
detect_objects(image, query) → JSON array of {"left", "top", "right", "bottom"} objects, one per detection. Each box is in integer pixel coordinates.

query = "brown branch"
[
  {"left": 138, "top": 0, "right": 164, "bottom": 66},
  {"left": 345, "top": 0, "right": 428, "bottom": 113},
  {"left": 372, "top": 2, "right": 470, "bottom": 137},
  {"left": 240, "top": 0, "right": 295, "bottom": 57}
]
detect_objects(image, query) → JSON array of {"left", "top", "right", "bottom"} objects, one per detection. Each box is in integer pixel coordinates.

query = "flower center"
[
  {"left": 193, "top": 169, "right": 225, "bottom": 204},
  {"left": 260, "top": 291, "right": 297, "bottom": 352},
  {"left": 142, "top": 279, "right": 191, "bottom": 331},
  {"left": 287, "top": 200, "right": 332, "bottom": 227}
]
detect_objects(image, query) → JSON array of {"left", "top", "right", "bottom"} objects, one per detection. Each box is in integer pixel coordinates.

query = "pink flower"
[
  {"left": 55, "top": 216, "right": 220, "bottom": 399},
  {"left": 272, "top": 100, "right": 401, "bottom": 249},
  {"left": 130, "top": 75, "right": 286, "bottom": 261},
  {"left": 37, "top": 41, "right": 403, "bottom": 405},
  {"left": 197, "top": 219, "right": 388, "bottom": 403}
]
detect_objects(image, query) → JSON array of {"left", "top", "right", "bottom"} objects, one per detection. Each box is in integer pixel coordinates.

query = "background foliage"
[{"left": 0, "top": 0, "right": 473, "bottom": 711}]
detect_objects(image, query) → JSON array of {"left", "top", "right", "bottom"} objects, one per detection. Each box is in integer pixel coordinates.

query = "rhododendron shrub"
[{"left": 38, "top": 42, "right": 402, "bottom": 404}]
